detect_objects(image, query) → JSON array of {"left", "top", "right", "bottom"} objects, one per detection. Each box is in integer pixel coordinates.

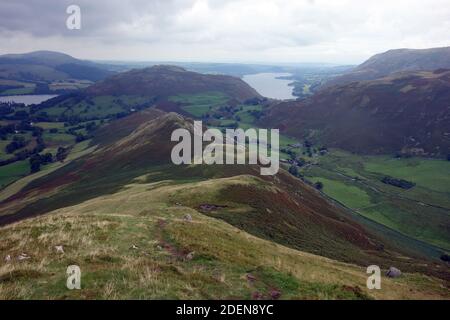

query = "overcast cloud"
[{"left": 0, "top": 0, "right": 449, "bottom": 64}]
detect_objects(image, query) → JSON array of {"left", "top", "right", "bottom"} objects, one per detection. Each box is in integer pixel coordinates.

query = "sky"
[{"left": 0, "top": 0, "right": 449, "bottom": 64}]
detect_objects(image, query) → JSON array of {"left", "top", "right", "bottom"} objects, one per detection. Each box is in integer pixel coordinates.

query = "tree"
[
  {"left": 314, "top": 182, "right": 324, "bottom": 190},
  {"left": 29, "top": 153, "right": 53, "bottom": 173},
  {"left": 29, "top": 154, "right": 42, "bottom": 173},
  {"left": 6, "top": 136, "right": 26, "bottom": 154},
  {"left": 56, "top": 147, "right": 69, "bottom": 162},
  {"left": 297, "top": 158, "right": 306, "bottom": 167}
]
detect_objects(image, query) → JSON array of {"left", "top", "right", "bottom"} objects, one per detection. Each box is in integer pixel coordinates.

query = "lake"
[
  {"left": 242, "top": 73, "right": 295, "bottom": 100},
  {"left": 0, "top": 95, "right": 58, "bottom": 106}
]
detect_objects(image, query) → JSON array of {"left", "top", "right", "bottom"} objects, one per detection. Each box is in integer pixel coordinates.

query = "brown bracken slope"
[
  {"left": 261, "top": 69, "right": 450, "bottom": 156},
  {"left": 86, "top": 65, "right": 261, "bottom": 101},
  {"left": 0, "top": 110, "right": 448, "bottom": 280}
]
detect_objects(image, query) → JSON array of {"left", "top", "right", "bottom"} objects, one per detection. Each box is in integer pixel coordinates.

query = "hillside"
[
  {"left": 0, "top": 51, "right": 113, "bottom": 95},
  {"left": 326, "top": 47, "right": 450, "bottom": 86},
  {"left": 85, "top": 65, "right": 261, "bottom": 101},
  {"left": 261, "top": 69, "right": 450, "bottom": 157},
  {"left": 31, "top": 65, "right": 262, "bottom": 122},
  {"left": 1, "top": 178, "right": 448, "bottom": 300},
  {"left": 1, "top": 110, "right": 449, "bottom": 271},
  {"left": 0, "top": 109, "right": 448, "bottom": 299}
]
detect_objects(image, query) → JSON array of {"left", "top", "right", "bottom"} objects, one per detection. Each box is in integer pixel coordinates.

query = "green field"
[
  {"left": 0, "top": 87, "right": 35, "bottom": 95},
  {"left": 34, "top": 122, "right": 65, "bottom": 130},
  {"left": 0, "top": 160, "right": 29, "bottom": 188},
  {"left": 301, "top": 150, "right": 450, "bottom": 250},
  {"left": 43, "top": 132, "right": 75, "bottom": 144},
  {"left": 45, "top": 95, "right": 151, "bottom": 119},
  {"left": 364, "top": 157, "right": 450, "bottom": 194},
  {"left": 309, "top": 176, "right": 372, "bottom": 209},
  {"left": 169, "top": 92, "right": 230, "bottom": 117}
]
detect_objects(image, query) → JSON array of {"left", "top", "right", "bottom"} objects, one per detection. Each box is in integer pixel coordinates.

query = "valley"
[{"left": 0, "top": 51, "right": 448, "bottom": 301}]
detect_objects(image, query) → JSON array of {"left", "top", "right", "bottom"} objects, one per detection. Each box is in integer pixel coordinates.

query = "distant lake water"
[
  {"left": 0, "top": 94, "right": 58, "bottom": 106},
  {"left": 242, "top": 73, "right": 295, "bottom": 100}
]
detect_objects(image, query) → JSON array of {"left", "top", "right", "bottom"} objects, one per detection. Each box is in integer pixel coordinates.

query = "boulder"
[
  {"left": 270, "top": 289, "right": 282, "bottom": 300},
  {"left": 17, "top": 253, "right": 30, "bottom": 261},
  {"left": 185, "top": 252, "right": 195, "bottom": 261},
  {"left": 386, "top": 267, "right": 402, "bottom": 278},
  {"left": 55, "top": 245, "right": 65, "bottom": 254},
  {"left": 183, "top": 214, "right": 192, "bottom": 222}
]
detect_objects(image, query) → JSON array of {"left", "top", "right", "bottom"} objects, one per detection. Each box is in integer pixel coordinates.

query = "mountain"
[
  {"left": 33, "top": 65, "right": 262, "bottom": 122},
  {"left": 0, "top": 109, "right": 448, "bottom": 299},
  {"left": 86, "top": 65, "right": 261, "bottom": 100},
  {"left": 0, "top": 110, "right": 447, "bottom": 266},
  {"left": 326, "top": 47, "right": 450, "bottom": 86},
  {"left": 0, "top": 51, "right": 113, "bottom": 86},
  {"left": 261, "top": 69, "right": 450, "bottom": 157}
]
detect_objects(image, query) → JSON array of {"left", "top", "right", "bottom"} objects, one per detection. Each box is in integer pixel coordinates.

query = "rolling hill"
[
  {"left": 0, "top": 51, "right": 114, "bottom": 95},
  {"left": 261, "top": 69, "right": 450, "bottom": 157},
  {"left": 85, "top": 65, "right": 261, "bottom": 101},
  {"left": 0, "top": 109, "right": 448, "bottom": 299},
  {"left": 326, "top": 46, "right": 450, "bottom": 87},
  {"left": 1, "top": 109, "right": 449, "bottom": 266},
  {"left": 32, "top": 65, "right": 262, "bottom": 122},
  {"left": 0, "top": 51, "right": 113, "bottom": 82}
]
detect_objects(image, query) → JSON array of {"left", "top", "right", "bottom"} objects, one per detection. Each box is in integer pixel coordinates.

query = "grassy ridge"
[
  {"left": 166, "top": 92, "right": 450, "bottom": 252},
  {"left": 1, "top": 178, "right": 447, "bottom": 300}
]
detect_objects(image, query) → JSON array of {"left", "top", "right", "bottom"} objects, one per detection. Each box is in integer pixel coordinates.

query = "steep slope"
[
  {"left": 262, "top": 69, "right": 450, "bottom": 156},
  {"left": 0, "top": 50, "right": 113, "bottom": 83},
  {"left": 0, "top": 110, "right": 448, "bottom": 282},
  {"left": 1, "top": 178, "right": 448, "bottom": 300},
  {"left": 326, "top": 47, "right": 450, "bottom": 86}
]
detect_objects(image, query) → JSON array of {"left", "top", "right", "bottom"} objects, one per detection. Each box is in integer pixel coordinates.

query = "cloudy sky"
[{"left": 0, "top": 0, "right": 449, "bottom": 64}]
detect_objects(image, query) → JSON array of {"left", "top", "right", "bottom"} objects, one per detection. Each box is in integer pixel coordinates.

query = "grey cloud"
[{"left": 0, "top": 0, "right": 449, "bottom": 64}]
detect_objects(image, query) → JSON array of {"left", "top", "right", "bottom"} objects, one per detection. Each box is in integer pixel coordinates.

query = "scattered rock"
[
  {"left": 17, "top": 253, "right": 30, "bottom": 261},
  {"left": 183, "top": 214, "right": 192, "bottom": 222},
  {"left": 175, "top": 202, "right": 182, "bottom": 206},
  {"left": 156, "top": 245, "right": 163, "bottom": 251},
  {"left": 4, "top": 255, "right": 11, "bottom": 262},
  {"left": 270, "top": 289, "right": 282, "bottom": 300},
  {"left": 185, "top": 252, "right": 195, "bottom": 261},
  {"left": 386, "top": 267, "right": 402, "bottom": 278},
  {"left": 55, "top": 245, "right": 65, "bottom": 254},
  {"left": 246, "top": 273, "right": 257, "bottom": 282},
  {"left": 213, "top": 272, "right": 226, "bottom": 283}
]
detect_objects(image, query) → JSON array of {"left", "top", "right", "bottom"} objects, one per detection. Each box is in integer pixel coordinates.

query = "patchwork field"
[{"left": 301, "top": 150, "right": 450, "bottom": 251}]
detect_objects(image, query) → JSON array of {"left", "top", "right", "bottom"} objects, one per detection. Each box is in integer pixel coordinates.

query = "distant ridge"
[
  {"left": 86, "top": 65, "right": 261, "bottom": 101},
  {"left": 262, "top": 69, "right": 450, "bottom": 156},
  {"left": 0, "top": 50, "right": 113, "bottom": 82},
  {"left": 326, "top": 46, "right": 450, "bottom": 86}
]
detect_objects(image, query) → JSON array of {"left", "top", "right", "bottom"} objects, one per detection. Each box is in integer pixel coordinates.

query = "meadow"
[{"left": 302, "top": 150, "right": 450, "bottom": 251}]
